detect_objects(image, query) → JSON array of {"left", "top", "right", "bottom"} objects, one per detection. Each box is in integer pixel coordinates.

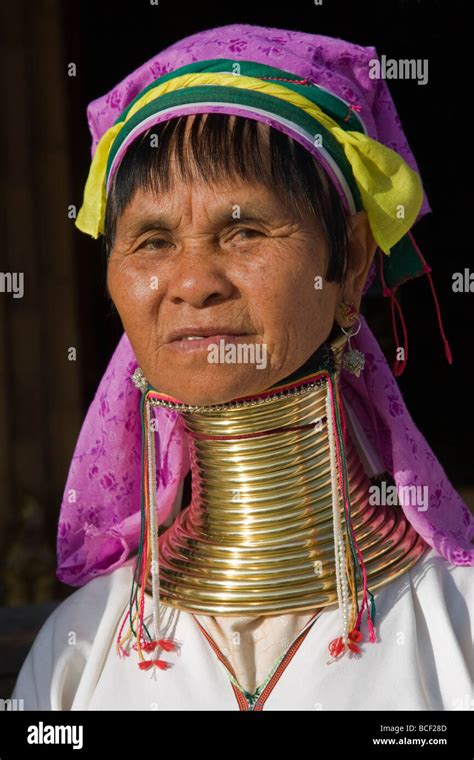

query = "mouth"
[{"left": 166, "top": 334, "right": 254, "bottom": 353}]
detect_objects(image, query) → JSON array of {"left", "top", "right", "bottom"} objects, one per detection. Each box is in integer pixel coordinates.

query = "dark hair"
[{"left": 104, "top": 113, "right": 349, "bottom": 283}]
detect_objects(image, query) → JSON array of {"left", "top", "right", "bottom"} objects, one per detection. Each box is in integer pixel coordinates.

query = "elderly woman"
[{"left": 11, "top": 24, "right": 474, "bottom": 711}]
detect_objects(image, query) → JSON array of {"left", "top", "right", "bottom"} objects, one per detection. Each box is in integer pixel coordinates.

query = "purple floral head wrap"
[{"left": 57, "top": 24, "right": 474, "bottom": 587}]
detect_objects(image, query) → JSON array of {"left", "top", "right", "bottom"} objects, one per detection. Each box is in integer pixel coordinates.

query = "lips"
[
  {"left": 167, "top": 326, "right": 250, "bottom": 342},
  {"left": 166, "top": 333, "right": 252, "bottom": 353}
]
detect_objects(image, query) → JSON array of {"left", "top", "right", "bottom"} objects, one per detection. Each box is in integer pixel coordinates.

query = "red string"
[
  {"left": 343, "top": 103, "right": 362, "bottom": 122},
  {"left": 378, "top": 250, "right": 409, "bottom": 376},
  {"left": 260, "top": 76, "right": 311, "bottom": 85},
  {"left": 407, "top": 232, "right": 453, "bottom": 364}
]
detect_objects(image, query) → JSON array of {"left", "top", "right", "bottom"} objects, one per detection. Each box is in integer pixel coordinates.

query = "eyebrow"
[{"left": 125, "top": 205, "right": 284, "bottom": 239}]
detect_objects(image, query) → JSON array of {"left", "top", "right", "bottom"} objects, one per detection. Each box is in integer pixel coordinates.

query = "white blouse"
[{"left": 9, "top": 546, "right": 474, "bottom": 711}]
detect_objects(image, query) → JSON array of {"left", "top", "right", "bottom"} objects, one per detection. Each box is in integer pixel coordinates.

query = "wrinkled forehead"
[
  {"left": 112, "top": 180, "right": 320, "bottom": 239},
  {"left": 105, "top": 111, "right": 345, "bottom": 242}
]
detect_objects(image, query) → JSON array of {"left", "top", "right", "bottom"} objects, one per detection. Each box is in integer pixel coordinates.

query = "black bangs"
[{"left": 104, "top": 113, "right": 349, "bottom": 283}]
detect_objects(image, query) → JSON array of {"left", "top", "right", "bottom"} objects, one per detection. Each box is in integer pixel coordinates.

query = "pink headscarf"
[{"left": 57, "top": 24, "right": 474, "bottom": 587}]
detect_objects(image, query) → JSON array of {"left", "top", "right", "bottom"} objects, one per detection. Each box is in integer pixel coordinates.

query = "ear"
[{"left": 334, "top": 210, "right": 378, "bottom": 327}]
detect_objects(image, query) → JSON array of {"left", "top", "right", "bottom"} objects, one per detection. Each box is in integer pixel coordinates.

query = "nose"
[{"left": 166, "top": 246, "right": 235, "bottom": 308}]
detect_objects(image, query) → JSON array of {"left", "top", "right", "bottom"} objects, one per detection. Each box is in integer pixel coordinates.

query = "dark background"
[{"left": 0, "top": 0, "right": 471, "bottom": 695}]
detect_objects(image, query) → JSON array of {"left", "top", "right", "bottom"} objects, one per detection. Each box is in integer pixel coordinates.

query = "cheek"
[
  {"left": 107, "top": 258, "right": 161, "bottom": 328},
  {"left": 248, "top": 252, "right": 327, "bottom": 333}
]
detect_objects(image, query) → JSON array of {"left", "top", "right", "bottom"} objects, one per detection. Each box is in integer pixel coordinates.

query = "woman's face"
[{"left": 107, "top": 151, "right": 374, "bottom": 405}]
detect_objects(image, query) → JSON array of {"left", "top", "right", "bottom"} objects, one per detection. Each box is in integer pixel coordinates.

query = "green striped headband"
[{"left": 76, "top": 59, "right": 425, "bottom": 289}]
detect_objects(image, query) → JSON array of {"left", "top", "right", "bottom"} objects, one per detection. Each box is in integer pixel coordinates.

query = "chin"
[{"left": 154, "top": 370, "right": 273, "bottom": 406}]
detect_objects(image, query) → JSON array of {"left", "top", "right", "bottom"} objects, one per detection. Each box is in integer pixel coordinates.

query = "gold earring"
[{"left": 338, "top": 301, "right": 358, "bottom": 326}]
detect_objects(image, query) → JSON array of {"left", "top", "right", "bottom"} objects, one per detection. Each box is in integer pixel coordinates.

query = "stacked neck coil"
[{"left": 149, "top": 371, "right": 428, "bottom": 615}]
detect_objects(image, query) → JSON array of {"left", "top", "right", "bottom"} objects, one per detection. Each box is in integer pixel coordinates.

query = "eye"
[
  {"left": 233, "top": 228, "right": 263, "bottom": 240},
  {"left": 139, "top": 238, "right": 170, "bottom": 251}
]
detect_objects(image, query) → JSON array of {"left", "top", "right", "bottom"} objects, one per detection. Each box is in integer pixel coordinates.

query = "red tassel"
[
  {"left": 328, "top": 637, "right": 345, "bottom": 658},
  {"left": 142, "top": 641, "right": 158, "bottom": 652},
  {"left": 138, "top": 660, "right": 154, "bottom": 670},
  {"left": 158, "top": 638, "right": 178, "bottom": 652},
  {"left": 136, "top": 638, "right": 177, "bottom": 653},
  {"left": 348, "top": 641, "right": 362, "bottom": 654},
  {"left": 328, "top": 629, "right": 364, "bottom": 659},
  {"left": 138, "top": 659, "right": 172, "bottom": 671}
]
